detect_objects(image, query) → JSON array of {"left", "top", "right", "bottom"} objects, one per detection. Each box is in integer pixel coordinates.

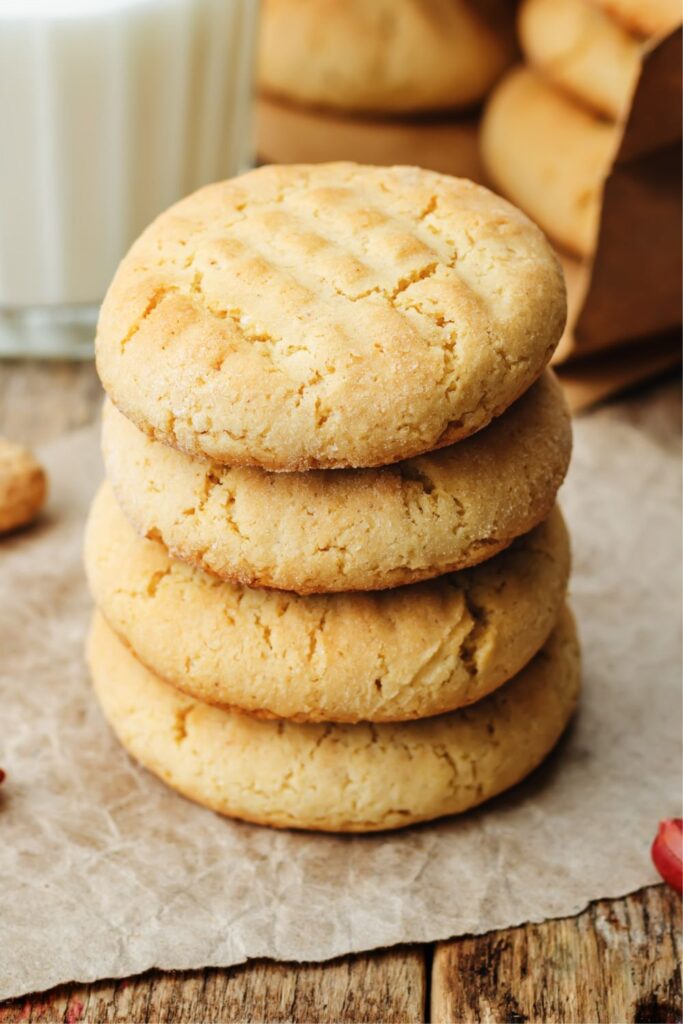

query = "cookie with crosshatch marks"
[
  {"left": 95, "top": 163, "right": 567, "bottom": 471},
  {"left": 88, "top": 606, "right": 580, "bottom": 832}
]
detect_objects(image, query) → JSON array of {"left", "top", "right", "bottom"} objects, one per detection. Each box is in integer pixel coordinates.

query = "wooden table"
[{"left": 0, "top": 361, "right": 680, "bottom": 1024}]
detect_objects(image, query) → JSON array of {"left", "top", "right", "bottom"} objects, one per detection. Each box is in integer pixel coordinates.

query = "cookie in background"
[
  {"left": 259, "top": 0, "right": 517, "bottom": 114},
  {"left": 256, "top": 0, "right": 517, "bottom": 180},
  {"left": 482, "top": 66, "right": 621, "bottom": 258},
  {"left": 519, "top": 0, "right": 644, "bottom": 121}
]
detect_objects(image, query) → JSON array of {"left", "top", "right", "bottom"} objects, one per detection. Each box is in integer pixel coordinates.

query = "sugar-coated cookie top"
[{"left": 96, "top": 163, "right": 567, "bottom": 471}]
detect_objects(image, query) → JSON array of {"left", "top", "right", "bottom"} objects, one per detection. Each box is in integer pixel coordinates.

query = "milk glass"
[{"left": 0, "top": 0, "right": 259, "bottom": 356}]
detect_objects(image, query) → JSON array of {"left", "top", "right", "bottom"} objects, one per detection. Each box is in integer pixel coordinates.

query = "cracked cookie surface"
[
  {"left": 88, "top": 607, "right": 580, "bottom": 832},
  {"left": 95, "top": 162, "right": 566, "bottom": 471},
  {"left": 102, "top": 371, "right": 571, "bottom": 594},
  {"left": 85, "top": 483, "right": 570, "bottom": 723}
]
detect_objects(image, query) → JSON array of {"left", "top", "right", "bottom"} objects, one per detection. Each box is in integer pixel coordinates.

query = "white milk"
[{"left": 0, "top": 0, "right": 259, "bottom": 354}]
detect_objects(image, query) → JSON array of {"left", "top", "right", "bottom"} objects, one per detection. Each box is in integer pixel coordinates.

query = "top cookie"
[
  {"left": 258, "top": 0, "right": 517, "bottom": 114},
  {"left": 96, "top": 163, "right": 567, "bottom": 471}
]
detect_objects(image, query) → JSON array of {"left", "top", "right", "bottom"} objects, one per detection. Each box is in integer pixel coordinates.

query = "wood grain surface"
[
  {"left": 0, "top": 949, "right": 427, "bottom": 1024},
  {"left": 0, "top": 360, "right": 680, "bottom": 1024},
  {"left": 433, "top": 886, "right": 682, "bottom": 1024}
]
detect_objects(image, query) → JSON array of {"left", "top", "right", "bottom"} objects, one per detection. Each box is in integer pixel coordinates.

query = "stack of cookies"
[
  {"left": 482, "top": 0, "right": 680, "bottom": 259},
  {"left": 85, "top": 162, "right": 580, "bottom": 833},
  {"left": 256, "top": 0, "right": 517, "bottom": 182}
]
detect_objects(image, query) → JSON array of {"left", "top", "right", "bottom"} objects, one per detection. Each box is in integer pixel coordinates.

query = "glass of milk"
[{"left": 0, "top": 0, "right": 259, "bottom": 357}]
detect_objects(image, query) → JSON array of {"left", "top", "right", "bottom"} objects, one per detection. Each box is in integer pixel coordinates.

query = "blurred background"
[{"left": 0, "top": 0, "right": 680, "bottom": 410}]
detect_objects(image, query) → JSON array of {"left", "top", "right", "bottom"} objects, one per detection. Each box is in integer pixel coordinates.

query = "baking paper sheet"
[{"left": 1, "top": 386, "right": 681, "bottom": 1001}]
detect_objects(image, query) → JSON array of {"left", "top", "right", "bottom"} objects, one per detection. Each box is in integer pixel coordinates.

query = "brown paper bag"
[
  {"left": 555, "top": 28, "right": 682, "bottom": 362},
  {"left": 558, "top": 331, "right": 681, "bottom": 412}
]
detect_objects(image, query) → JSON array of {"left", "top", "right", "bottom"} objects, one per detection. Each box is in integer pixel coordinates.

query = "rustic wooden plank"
[
  {"left": 0, "top": 359, "right": 101, "bottom": 444},
  {"left": 0, "top": 947, "right": 427, "bottom": 1024},
  {"left": 431, "top": 884, "right": 682, "bottom": 1024}
]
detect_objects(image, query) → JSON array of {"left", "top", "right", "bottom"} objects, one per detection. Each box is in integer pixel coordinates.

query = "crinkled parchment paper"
[{"left": 1, "top": 387, "right": 681, "bottom": 1000}]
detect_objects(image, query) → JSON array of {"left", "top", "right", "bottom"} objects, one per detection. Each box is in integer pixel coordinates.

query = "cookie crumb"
[{"left": 0, "top": 438, "right": 47, "bottom": 534}]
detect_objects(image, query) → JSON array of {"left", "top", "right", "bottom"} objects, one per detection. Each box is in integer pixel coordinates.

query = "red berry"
[{"left": 651, "top": 818, "right": 683, "bottom": 893}]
